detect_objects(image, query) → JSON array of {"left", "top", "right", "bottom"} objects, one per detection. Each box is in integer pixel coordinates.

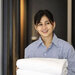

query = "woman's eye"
[
  {"left": 46, "top": 22, "right": 50, "bottom": 25},
  {"left": 38, "top": 23, "right": 43, "bottom": 26}
]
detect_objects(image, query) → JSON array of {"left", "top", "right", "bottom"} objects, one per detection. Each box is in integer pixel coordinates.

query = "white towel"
[
  {"left": 16, "top": 58, "right": 68, "bottom": 75},
  {"left": 16, "top": 69, "right": 51, "bottom": 75}
]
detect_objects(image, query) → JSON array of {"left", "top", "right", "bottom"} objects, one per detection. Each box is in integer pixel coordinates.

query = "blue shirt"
[{"left": 25, "top": 34, "right": 75, "bottom": 75}]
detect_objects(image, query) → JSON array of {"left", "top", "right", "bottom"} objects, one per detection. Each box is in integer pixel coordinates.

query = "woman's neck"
[{"left": 41, "top": 34, "right": 53, "bottom": 48}]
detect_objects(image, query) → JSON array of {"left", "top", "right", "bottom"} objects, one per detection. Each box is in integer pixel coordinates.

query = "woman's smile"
[{"left": 41, "top": 29, "right": 48, "bottom": 34}]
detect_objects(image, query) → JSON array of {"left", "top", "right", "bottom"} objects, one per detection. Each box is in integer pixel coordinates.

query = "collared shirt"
[{"left": 24, "top": 34, "right": 75, "bottom": 75}]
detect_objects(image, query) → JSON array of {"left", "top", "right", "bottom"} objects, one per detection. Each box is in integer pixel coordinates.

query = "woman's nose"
[{"left": 42, "top": 24, "right": 47, "bottom": 29}]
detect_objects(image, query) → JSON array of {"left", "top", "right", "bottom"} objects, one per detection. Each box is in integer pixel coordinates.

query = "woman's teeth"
[{"left": 42, "top": 30, "right": 48, "bottom": 33}]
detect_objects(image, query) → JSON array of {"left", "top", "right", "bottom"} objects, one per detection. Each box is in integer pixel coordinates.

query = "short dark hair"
[{"left": 34, "top": 9, "right": 54, "bottom": 25}]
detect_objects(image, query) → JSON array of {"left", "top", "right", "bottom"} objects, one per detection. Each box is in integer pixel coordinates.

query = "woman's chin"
[
  {"left": 41, "top": 33, "right": 52, "bottom": 38},
  {"left": 41, "top": 34, "right": 49, "bottom": 38}
]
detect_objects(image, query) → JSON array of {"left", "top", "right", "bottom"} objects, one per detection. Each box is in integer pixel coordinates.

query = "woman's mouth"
[{"left": 42, "top": 30, "right": 48, "bottom": 33}]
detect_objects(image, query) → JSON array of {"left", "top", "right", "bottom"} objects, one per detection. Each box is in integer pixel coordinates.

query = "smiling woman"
[
  {"left": 25, "top": 9, "right": 75, "bottom": 75},
  {"left": 2, "top": 0, "right": 75, "bottom": 75},
  {"left": 34, "top": 10, "right": 55, "bottom": 48}
]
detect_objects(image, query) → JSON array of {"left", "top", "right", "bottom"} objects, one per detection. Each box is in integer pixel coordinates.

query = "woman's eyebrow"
[{"left": 45, "top": 20, "right": 50, "bottom": 22}]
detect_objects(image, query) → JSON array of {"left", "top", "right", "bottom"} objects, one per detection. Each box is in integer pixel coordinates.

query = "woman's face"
[{"left": 35, "top": 15, "right": 55, "bottom": 38}]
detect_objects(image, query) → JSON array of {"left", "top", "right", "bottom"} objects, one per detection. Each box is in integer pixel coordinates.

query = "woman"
[{"left": 25, "top": 10, "right": 75, "bottom": 75}]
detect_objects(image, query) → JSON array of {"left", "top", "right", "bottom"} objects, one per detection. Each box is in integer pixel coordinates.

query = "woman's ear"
[{"left": 34, "top": 25, "right": 37, "bottom": 31}]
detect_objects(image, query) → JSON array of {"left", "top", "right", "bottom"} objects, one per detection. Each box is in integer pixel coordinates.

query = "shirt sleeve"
[
  {"left": 67, "top": 46, "right": 75, "bottom": 75},
  {"left": 24, "top": 47, "right": 29, "bottom": 58}
]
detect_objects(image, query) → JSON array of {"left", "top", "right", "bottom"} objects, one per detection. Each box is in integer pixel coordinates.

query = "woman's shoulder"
[
  {"left": 57, "top": 38, "right": 74, "bottom": 50},
  {"left": 53, "top": 34, "right": 73, "bottom": 49},
  {"left": 25, "top": 40, "right": 39, "bottom": 50},
  {"left": 58, "top": 38, "right": 75, "bottom": 59}
]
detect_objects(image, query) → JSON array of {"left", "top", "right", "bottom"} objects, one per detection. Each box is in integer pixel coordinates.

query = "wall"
[
  {"left": 0, "top": 0, "right": 2, "bottom": 75},
  {"left": 72, "top": 0, "right": 75, "bottom": 48}
]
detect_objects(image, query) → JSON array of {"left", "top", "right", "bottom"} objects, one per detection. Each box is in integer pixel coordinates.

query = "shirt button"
[{"left": 44, "top": 53, "right": 47, "bottom": 56}]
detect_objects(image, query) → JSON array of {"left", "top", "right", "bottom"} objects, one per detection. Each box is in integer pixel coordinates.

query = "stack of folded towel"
[{"left": 16, "top": 58, "right": 68, "bottom": 75}]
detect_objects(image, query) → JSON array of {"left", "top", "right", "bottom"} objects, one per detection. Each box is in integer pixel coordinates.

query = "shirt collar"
[
  {"left": 37, "top": 37, "right": 43, "bottom": 45},
  {"left": 37, "top": 33, "right": 59, "bottom": 47},
  {"left": 37, "top": 37, "right": 44, "bottom": 47},
  {"left": 52, "top": 34, "right": 59, "bottom": 47}
]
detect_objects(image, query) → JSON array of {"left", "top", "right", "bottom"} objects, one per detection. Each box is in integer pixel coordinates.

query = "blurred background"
[{"left": 0, "top": 0, "right": 75, "bottom": 75}]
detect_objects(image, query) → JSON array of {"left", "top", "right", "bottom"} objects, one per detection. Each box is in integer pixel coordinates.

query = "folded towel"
[
  {"left": 17, "top": 69, "right": 51, "bottom": 75},
  {"left": 16, "top": 58, "right": 68, "bottom": 75},
  {"left": 16, "top": 69, "right": 68, "bottom": 75}
]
